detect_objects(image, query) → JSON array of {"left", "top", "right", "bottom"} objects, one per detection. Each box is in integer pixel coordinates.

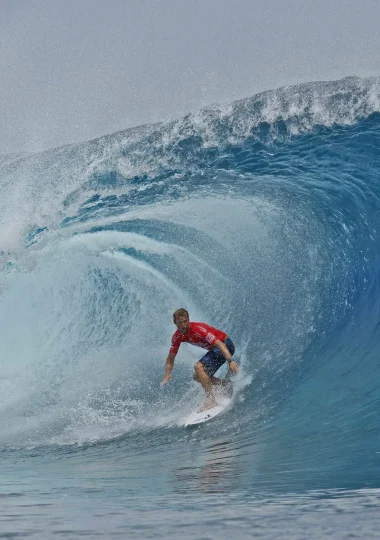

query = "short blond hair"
[{"left": 173, "top": 308, "right": 189, "bottom": 323}]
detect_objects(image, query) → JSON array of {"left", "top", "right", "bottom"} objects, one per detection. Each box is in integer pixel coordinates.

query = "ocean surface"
[{"left": 1, "top": 76, "right": 380, "bottom": 538}]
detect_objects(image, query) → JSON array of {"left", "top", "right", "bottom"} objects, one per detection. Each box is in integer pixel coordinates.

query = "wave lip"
[
  {"left": 74, "top": 76, "right": 380, "bottom": 178},
  {"left": 76, "top": 75, "right": 380, "bottom": 150}
]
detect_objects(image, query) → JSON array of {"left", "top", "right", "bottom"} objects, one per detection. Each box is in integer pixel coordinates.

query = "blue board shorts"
[{"left": 199, "top": 337, "right": 235, "bottom": 377}]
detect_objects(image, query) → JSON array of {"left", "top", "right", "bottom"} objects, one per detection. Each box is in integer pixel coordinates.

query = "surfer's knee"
[
  {"left": 193, "top": 371, "right": 200, "bottom": 382},
  {"left": 194, "top": 361, "right": 207, "bottom": 376}
]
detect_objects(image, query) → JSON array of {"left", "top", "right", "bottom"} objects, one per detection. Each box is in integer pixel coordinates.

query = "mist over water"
[{"left": 1, "top": 76, "right": 380, "bottom": 537}]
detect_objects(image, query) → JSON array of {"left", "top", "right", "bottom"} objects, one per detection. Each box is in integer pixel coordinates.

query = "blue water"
[{"left": 1, "top": 76, "right": 380, "bottom": 538}]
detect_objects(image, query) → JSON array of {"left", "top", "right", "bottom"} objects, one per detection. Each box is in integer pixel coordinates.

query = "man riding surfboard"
[{"left": 161, "top": 308, "right": 239, "bottom": 411}]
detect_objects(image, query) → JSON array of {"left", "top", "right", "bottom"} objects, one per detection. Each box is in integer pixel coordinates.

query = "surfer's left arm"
[{"left": 214, "top": 339, "right": 239, "bottom": 373}]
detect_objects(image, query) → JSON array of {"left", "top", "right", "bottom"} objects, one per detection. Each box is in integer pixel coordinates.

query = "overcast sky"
[{"left": 0, "top": 0, "right": 379, "bottom": 154}]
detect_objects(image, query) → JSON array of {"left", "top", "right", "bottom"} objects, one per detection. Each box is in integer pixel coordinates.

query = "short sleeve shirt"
[{"left": 169, "top": 322, "right": 227, "bottom": 355}]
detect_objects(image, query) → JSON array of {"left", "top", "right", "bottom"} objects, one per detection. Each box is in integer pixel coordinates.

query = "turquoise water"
[{"left": 1, "top": 76, "right": 380, "bottom": 537}]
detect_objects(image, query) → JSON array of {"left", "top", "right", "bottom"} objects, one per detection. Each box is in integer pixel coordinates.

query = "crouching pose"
[{"left": 161, "top": 308, "right": 239, "bottom": 411}]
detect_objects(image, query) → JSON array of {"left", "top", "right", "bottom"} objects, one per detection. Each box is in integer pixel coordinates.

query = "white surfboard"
[{"left": 184, "top": 400, "right": 230, "bottom": 426}]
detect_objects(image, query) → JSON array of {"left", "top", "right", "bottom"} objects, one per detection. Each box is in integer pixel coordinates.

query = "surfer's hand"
[
  {"left": 160, "top": 374, "right": 172, "bottom": 385},
  {"left": 228, "top": 360, "right": 239, "bottom": 373}
]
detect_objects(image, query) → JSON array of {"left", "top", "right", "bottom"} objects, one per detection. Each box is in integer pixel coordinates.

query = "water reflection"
[{"left": 172, "top": 438, "right": 244, "bottom": 494}]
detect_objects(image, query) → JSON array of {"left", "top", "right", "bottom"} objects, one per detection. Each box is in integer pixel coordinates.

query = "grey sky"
[{"left": 1, "top": 0, "right": 379, "bottom": 154}]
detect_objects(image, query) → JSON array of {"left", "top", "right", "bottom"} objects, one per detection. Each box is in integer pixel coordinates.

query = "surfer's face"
[{"left": 175, "top": 315, "right": 189, "bottom": 334}]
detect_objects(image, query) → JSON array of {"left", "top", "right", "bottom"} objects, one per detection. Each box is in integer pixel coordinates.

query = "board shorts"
[{"left": 199, "top": 337, "right": 235, "bottom": 377}]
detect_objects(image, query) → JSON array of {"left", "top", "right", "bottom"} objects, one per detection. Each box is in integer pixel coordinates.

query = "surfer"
[{"left": 161, "top": 308, "right": 239, "bottom": 410}]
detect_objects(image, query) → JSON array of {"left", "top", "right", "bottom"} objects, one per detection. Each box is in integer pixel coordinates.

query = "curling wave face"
[{"left": 0, "top": 76, "right": 380, "bottom": 492}]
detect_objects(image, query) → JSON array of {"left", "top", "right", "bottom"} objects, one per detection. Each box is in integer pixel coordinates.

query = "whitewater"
[{"left": 1, "top": 76, "right": 380, "bottom": 538}]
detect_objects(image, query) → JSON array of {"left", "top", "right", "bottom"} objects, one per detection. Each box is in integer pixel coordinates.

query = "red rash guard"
[{"left": 169, "top": 322, "right": 227, "bottom": 355}]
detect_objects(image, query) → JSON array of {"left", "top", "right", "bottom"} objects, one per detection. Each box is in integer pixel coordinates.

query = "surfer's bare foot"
[{"left": 198, "top": 400, "right": 217, "bottom": 412}]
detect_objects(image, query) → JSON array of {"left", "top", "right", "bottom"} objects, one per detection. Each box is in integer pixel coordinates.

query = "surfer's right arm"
[{"left": 161, "top": 352, "right": 176, "bottom": 385}]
